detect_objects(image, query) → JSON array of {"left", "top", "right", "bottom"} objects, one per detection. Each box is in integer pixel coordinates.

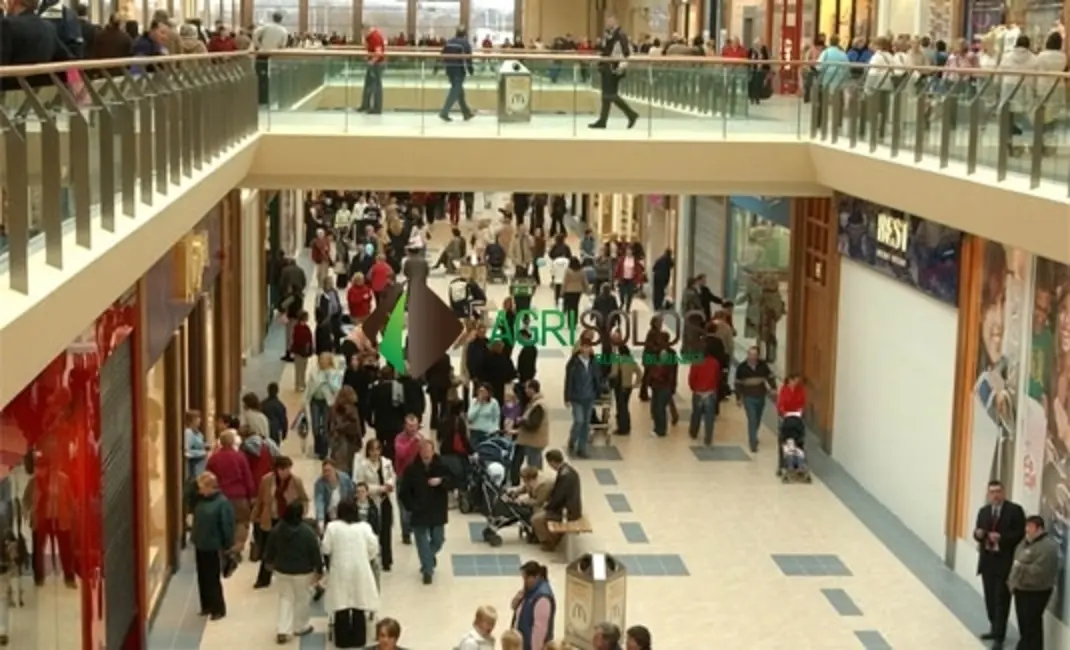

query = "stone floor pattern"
[{"left": 148, "top": 203, "right": 990, "bottom": 650}]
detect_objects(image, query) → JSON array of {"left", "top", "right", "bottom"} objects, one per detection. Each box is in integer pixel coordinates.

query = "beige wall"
[{"left": 522, "top": 0, "right": 596, "bottom": 42}]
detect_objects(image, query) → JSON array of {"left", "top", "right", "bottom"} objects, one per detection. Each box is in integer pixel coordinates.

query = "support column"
[
  {"left": 299, "top": 0, "right": 309, "bottom": 34},
  {"left": 406, "top": 0, "right": 416, "bottom": 38},
  {"left": 674, "top": 196, "right": 693, "bottom": 310},
  {"left": 227, "top": 190, "right": 244, "bottom": 408},
  {"left": 187, "top": 297, "right": 208, "bottom": 434},
  {"left": 352, "top": 0, "right": 364, "bottom": 40},
  {"left": 460, "top": 0, "right": 470, "bottom": 31},
  {"left": 513, "top": 0, "right": 522, "bottom": 41},
  {"left": 241, "top": 0, "right": 253, "bottom": 28}
]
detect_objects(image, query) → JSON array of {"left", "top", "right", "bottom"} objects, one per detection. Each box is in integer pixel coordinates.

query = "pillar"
[
  {"left": 299, "top": 0, "right": 309, "bottom": 33},
  {"left": 460, "top": 0, "right": 470, "bottom": 30},
  {"left": 241, "top": 0, "right": 253, "bottom": 28},
  {"left": 674, "top": 196, "right": 693, "bottom": 310},
  {"left": 513, "top": 0, "right": 523, "bottom": 40},
  {"left": 406, "top": 0, "right": 416, "bottom": 37},
  {"left": 352, "top": 0, "right": 364, "bottom": 39}
]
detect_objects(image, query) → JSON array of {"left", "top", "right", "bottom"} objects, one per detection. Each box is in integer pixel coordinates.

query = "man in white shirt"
[{"left": 253, "top": 13, "right": 289, "bottom": 106}]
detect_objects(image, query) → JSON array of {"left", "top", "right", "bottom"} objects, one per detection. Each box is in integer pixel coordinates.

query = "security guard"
[{"left": 589, "top": 15, "right": 639, "bottom": 130}]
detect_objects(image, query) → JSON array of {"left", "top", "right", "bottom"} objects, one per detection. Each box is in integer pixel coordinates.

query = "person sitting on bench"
[{"left": 531, "top": 449, "right": 582, "bottom": 551}]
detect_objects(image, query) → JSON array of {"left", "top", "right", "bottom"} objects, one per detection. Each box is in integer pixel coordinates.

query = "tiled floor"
[{"left": 148, "top": 202, "right": 990, "bottom": 649}]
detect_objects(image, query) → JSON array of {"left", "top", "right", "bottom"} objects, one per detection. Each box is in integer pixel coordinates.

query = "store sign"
[
  {"left": 875, "top": 212, "right": 910, "bottom": 266},
  {"left": 837, "top": 195, "right": 962, "bottom": 305}
]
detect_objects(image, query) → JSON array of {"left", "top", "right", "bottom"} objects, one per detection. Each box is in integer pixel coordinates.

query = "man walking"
[
  {"left": 439, "top": 27, "right": 475, "bottom": 122},
  {"left": 734, "top": 346, "right": 776, "bottom": 452},
  {"left": 190, "top": 472, "right": 235, "bottom": 621},
  {"left": 358, "top": 24, "right": 385, "bottom": 114},
  {"left": 973, "top": 480, "right": 1025, "bottom": 648},
  {"left": 564, "top": 335, "right": 603, "bottom": 459},
  {"left": 399, "top": 438, "right": 451, "bottom": 584},
  {"left": 589, "top": 15, "right": 638, "bottom": 129}
]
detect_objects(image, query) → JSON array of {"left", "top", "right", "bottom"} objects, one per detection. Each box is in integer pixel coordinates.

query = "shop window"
[
  {"left": 470, "top": 0, "right": 514, "bottom": 43},
  {"left": 417, "top": 0, "right": 461, "bottom": 39},
  {"left": 143, "top": 357, "right": 171, "bottom": 611},
  {"left": 364, "top": 0, "right": 408, "bottom": 40},
  {"left": 252, "top": 0, "right": 301, "bottom": 31},
  {"left": 728, "top": 209, "right": 791, "bottom": 377},
  {"left": 309, "top": 0, "right": 353, "bottom": 37}
]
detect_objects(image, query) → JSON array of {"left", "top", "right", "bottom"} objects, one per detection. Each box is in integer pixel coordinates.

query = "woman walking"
[
  {"left": 354, "top": 438, "right": 396, "bottom": 571},
  {"left": 321, "top": 500, "right": 381, "bottom": 648}
]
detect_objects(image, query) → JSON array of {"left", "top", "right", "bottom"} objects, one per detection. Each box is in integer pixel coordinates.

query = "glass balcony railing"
[{"left": 1, "top": 49, "right": 1067, "bottom": 296}]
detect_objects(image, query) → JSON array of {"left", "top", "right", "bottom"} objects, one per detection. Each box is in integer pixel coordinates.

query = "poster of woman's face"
[{"left": 1026, "top": 257, "right": 1070, "bottom": 621}]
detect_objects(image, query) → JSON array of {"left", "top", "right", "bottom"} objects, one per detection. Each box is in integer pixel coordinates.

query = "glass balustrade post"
[
  {"left": 17, "top": 79, "right": 64, "bottom": 270},
  {"left": 938, "top": 94, "right": 957, "bottom": 168},
  {"left": 847, "top": 88, "right": 860, "bottom": 148},
  {"left": 176, "top": 64, "right": 194, "bottom": 179},
  {"left": 84, "top": 74, "right": 116, "bottom": 231},
  {"left": 149, "top": 72, "right": 170, "bottom": 195},
  {"left": 164, "top": 66, "right": 182, "bottom": 186},
  {"left": 911, "top": 82, "right": 927, "bottom": 162},
  {"left": 49, "top": 71, "right": 93, "bottom": 248},
  {"left": 830, "top": 86, "right": 844, "bottom": 143},
  {"left": 889, "top": 84, "right": 904, "bottom": 157},
  {"left": 0, "top": 109, "right": 30, "bottom": 293}
]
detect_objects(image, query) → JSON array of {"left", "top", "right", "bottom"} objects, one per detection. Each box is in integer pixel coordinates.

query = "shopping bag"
[{"left": 66, "top": 69, "right": 89, "bottom": 106}]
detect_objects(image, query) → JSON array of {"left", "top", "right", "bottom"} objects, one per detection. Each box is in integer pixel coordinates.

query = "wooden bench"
[{"left": 548, "top": 517, "right": 594, "bottom": 562}]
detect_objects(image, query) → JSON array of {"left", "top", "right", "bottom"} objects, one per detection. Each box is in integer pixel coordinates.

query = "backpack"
[
  {"left": 449, "top": 280, "right": 470, "bottom": 305},
  {"left": 38, "top": 0, "right": 84, "bottom": 58}
]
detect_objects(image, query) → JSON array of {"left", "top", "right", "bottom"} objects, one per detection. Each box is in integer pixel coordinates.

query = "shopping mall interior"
[{"left": 1, "top": 0, "right": 1070, "bottom": 648}]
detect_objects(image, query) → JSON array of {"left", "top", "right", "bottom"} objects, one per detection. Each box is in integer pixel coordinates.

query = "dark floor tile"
[
  {"left": 822, "top": 588, "right": 863, "bottom": 616},
  {"left": 605, "top": 493, "right": 632, "bottom": 513},
  {"left": 620, "top": 522, "right": 649, "bottom": 544},
  {"left": 612, "top": 553, "right": 689, "bottom": 577},
  {"left": 593, "top": 468, "right": 617, "bottom": 486},
  {"left": 689, "top": 445, "right": 751, "bottom": 462},
  {"left": 585, "top": 446, "right": 623, "bottom": 461},
  {"left": 451, "top": 553, "right": 521, "bottom": 577},
  {"left": 297, "top": 631, "right": 328, "bottom": 650},
  {"left": 854, "top": 630, "right": 893, "bottom": 649},
  {"left": 771, "top": 554, "right": 852, "bottom": 577}
]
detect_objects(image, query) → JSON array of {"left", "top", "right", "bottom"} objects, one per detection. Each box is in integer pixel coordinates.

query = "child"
[
  {"left": 456, "top": 605, "right": 497, "bottom": 650},
  {"left": 500, "top": 629, "right": 523, "bottom": 650},
  {"left": 782, "top": 437, "right": 806, "bottom": 472},
  {"left": 502, "top": 392, "right": 522, "bottom": 432}
]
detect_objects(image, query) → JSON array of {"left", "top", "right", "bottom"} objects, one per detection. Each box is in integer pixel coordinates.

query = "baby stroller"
[
  {"left": 460, "top": 437, "right": 535, "bottom": 547},
  {"left": 485, "top": 243, "right": 508, "bottom": 284},
  {"left": 777, "top": 414, "right": 812, "bottom": 483}
]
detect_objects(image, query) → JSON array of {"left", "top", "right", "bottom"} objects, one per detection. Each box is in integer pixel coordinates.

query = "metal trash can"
[
  {"left": 564, "top": 553, "right": 627, "bottom": 649},
  {"left": 497, "top": 60, "right": 532, "bottom": 124}
]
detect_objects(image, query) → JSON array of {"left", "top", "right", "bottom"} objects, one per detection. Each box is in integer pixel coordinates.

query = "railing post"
[
  {"left": 86, "top": 73, "right": 117, "bottom": 231},
  {"left": 18, "top": 79, "right": 64, "bottom": 270},
  {"left": 939, "top": 95, "right": 955, "bottom": 168},
  {"left": 0, "top": 111, "right": 30, "bottom": 293},
  {"left": 49, "top": 71, "right": 93, "bottom": 249}
]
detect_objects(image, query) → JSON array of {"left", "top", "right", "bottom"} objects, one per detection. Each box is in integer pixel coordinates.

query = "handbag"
[{"left": 220, "top": 551, "right": 238, "bottom": 579}]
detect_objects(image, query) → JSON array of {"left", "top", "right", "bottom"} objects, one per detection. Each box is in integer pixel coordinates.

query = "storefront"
[
  {"left": 586, "top": 193, "right": 640, "bottom": 244},
  {"left": 0, "top": 294, "right": 140, "bottom": 650},
  {"left": 687, "top": 195, "right": 729, "bottom": 297},
  {"left": 136, "top": 191, "right": 243, "bottom": 621},
  {"left": 726, "top": 196, "right": 791, "bottom": 373},
  {"left": 817, "top": 0, "right": 876, "bottom": 43},
  {"left": 830, "top": 194, "right": 964, "bottom": 558}
]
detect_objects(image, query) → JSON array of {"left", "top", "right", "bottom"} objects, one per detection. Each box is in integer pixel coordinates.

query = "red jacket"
[
  {"left": 365, "top": 28, "right": 385, "bottom": 63},
  {"left": 246, "top": 445, "right": 274, "bottom": 485},
  {"left": 347, "top": 283, "right": 374, "bottom": 319},
  {"left": 290, "top": 322, "right": 313, "bottom": 357},
  {"left": 688, "top": 356, "right": 721, "bottom": 394},
  {"left": 208, "top": 35, "right": 237, "bottom": 52},
  {"left": 368, "top": 261, "right": 393, "bottom": 293},
  {"left": 205, "top": 448, "right": 256, "bottom": 500},
  {"left": 777, "top": 383, "right": 807, "bottom": 415},
  {"left": 614, "top": 255, "right": 645, "bottom": 283}
]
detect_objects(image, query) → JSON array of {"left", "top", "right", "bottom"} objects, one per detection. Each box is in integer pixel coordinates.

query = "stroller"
[
  {"left": 777, "top": 414, "right": 812, "bottom": 483},
  {"left": 485, "top": 243, "right": 508, "bottom": 284},
  {"left": 459, "top": 436, "right": 535, "bottom": 547}
]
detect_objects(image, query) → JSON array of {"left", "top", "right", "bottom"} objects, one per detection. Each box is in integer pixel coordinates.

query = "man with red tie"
[
  {"left": 359, "top": 24, "right": 386, "bottom": 114},
  {"left": 973, "top": 480, "right": 1025, "bottom": 648}
]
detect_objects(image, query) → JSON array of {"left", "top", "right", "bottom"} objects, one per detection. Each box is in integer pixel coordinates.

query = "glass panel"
[
  {"left": 309, "top": 0, "right": 353, "bottom": 38},
  {"left": 729, "top": 208, "right": 790, "bottom": 376},
  {"left": 470, "top": 0, "right": 514, "bottom": 44},
  {"left": 143, "top": 356, "right": 171, "bottom": 611},
  {"left": 364, "top": 0, "right": 408, "bottom": 41},
  {"left": 253, "top": 0, "right": 301, "bottom": 31},
  {"left": 417, "top": 0, "right": 460, "bottom": 40}
]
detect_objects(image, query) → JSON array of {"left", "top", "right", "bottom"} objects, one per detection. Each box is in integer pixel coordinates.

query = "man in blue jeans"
[
  {"left": 564, "top": 335, "right": 603, "bottom": 458},
  {"left": 398, "top": 438, "right": 451, "bottom": 584},
  {"left": 358, "top": 25, "right": 386, "bottom": 114},
  {"left": 734, "top": 346, "right": 777, "bottom": 452},
  {"left": 439, "top": 27, "right": 475, "bottom": 122}
]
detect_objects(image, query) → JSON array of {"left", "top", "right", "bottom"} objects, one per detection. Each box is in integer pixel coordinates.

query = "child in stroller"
[
  {"left": 485, "top": 239, "right": 508, "bottom": 284},
  {"left": 460, "top": 436, "right": 536, "bottom": 547},
  {"left": 777, "top": 414, "right": 812, "bottom": 483}
]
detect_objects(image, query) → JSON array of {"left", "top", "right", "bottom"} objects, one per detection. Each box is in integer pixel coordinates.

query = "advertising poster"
[
  {"left": 836, "top": 195, "right": 963, "bottom": 305},
  {"left": 966, "top": 244, "right": 1031, "bottom": 548},
  {"left": 1022, "top": 256, "right": 1070, "bottom": 622}
]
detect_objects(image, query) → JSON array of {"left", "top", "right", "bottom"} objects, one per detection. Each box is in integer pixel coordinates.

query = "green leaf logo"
[{"left": 381, "top": 291, "right": 408, "bottom": 374}]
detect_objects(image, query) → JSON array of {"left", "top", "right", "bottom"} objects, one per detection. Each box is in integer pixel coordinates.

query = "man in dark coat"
[
  {"left": 398, "top": 438, "right": 451, "bottom": 584},
  {"left": 973, "top": 480, "right": 1025, "bottom": 648}
]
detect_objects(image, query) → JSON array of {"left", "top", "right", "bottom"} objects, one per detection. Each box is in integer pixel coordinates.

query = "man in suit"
[
  {"left": 532, "top": 449, "right": 583, "bottom": 550},
  {"left": 974, "top": 480, "right": 1025, "bottom": 647}
]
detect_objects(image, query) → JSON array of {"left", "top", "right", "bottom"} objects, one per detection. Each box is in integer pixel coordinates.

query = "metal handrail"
[{"left": 1, "top": 48, "right": 1068, "bottom": 81}]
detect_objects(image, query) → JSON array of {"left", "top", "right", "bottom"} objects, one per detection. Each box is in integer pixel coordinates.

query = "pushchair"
[
  {"left": 459, "top": 436, "right": 535, "bottom": 547},
  {"left": 777, "top": 414, "right": 812, "bottom": 483},
  {"left": 485, "top": 243, "right": 508, "bottom": 284}
]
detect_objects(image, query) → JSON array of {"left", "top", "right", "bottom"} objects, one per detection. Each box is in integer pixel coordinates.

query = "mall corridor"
[{"left": 145, "top": 216, "right": 989, "bottom": 650}]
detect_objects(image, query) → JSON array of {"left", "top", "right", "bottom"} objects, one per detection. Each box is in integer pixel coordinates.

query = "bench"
[{"left": 548, "top": 517, "right": 595, "bottom": 562}]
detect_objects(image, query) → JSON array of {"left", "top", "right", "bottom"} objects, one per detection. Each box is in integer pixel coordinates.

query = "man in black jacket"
[
  {"left": 973, "top": 480, "right": 1025, "bottom": 648},
  {"left": 439, "top": 27, "right": 475, "bottom": 122},
  {"left": 399, "top": 438, "right": 451, "bottom": 584},
  {"left": 589, "top": 15, "right": 638, "bottom": 129},
  {"left": 532, "top": 449, "right": 583, "bottom": 550},
  {"left": 1, "top": 0, "right": 71, "bottom": 91}
]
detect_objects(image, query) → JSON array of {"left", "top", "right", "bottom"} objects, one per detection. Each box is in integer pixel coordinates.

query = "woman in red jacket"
[
  {"left": 614, "top": 244, "right": 645, "bottom": 312},
  {"left": 777, "top": 374, "right": 807, "bottom": 416},
  {"left": 346, "top": 273, "right": 375, "bottom": 324},
  {"left": 367, "top": 255, "right": 393, "bottom": 302}
]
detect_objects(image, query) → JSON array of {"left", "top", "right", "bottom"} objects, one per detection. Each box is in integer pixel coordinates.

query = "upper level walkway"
[{"left": 0, "top": 50, "right": 1068, "bottom": 408}]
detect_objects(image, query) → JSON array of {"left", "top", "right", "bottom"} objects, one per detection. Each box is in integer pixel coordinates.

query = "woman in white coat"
[
  {"left": 322, "top": 500, "right": 380, "bottom": 648},
  {"left": 354, "top": 438, "right": 396, "bottom": 571}
]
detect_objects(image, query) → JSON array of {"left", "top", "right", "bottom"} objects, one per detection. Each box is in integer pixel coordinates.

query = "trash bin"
[
  {"left": 497, "top": 60, "right": 532, "bottom": 124},
  {"left": 564, "top": 553, "right": 627, "bottom": 649}
]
